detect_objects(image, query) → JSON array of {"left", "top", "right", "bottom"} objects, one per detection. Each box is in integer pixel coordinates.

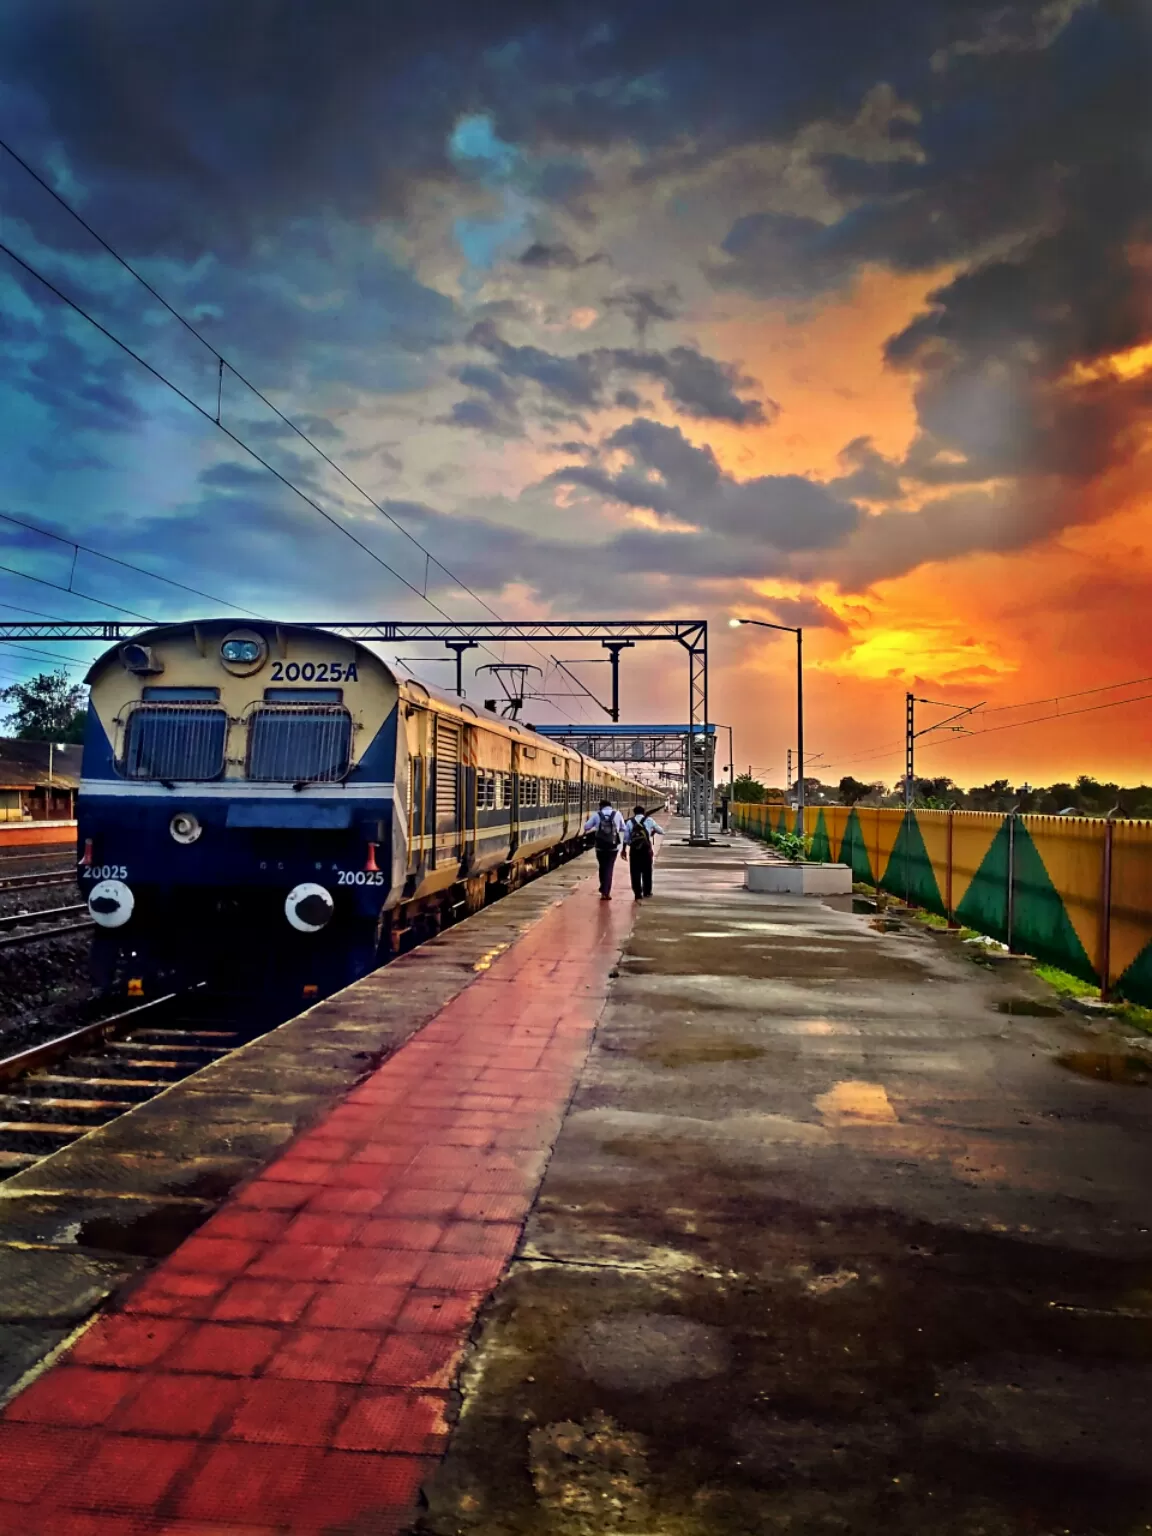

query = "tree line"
[
  {"left": 726, "top": 771, "right": 1152, "bottom": 820},
  {"left": 1, "top": 670, "right": 87, "bottom": 743}
]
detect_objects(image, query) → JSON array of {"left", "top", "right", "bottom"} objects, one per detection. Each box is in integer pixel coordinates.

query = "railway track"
[
  {"left": 0, "top": 846, "right": 74, "bottom": 864},
  {"left": 0, "top": 903, "right": 92, "bottom": 950},
  {"left": 0, "top": 870, "right": 74, "bottom": 895},
  {"left": 0, "top": 985, "right": 272, "bottom": 1174}
]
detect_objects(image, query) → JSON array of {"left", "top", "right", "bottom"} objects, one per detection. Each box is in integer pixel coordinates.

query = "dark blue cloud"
[
  {"left": 465, "top": 323, "right": 767, "bottom": 424},
  {"left": 553, "top": 417, "right": 858, "bottom": 551}
]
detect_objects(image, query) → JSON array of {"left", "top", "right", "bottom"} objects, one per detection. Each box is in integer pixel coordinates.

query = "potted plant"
[{"left": 744, "top": 826, "right": 852, "bottom": 895}]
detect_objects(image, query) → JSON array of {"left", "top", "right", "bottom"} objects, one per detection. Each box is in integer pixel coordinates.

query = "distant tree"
[
  {"left": 1, "top": 670, "right": 86, "bottom": 743},
  {"left": 1117, "top": 785, "right": 1152, "bottom": 818},
  {"left": 968, "top": 779, "right": 1012, "bottom": 812},
  {"left": 731, "top": 772, "right": 767, "bottom": 803},
  {"left": 838, "top": 775, "right": 871, "bottom": 805},
  {"left": 913, "top": 775, "right": 956, "bottom": 808}
]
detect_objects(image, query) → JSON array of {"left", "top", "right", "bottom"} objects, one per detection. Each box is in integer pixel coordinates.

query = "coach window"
[{"left": 478, "top": 770, "right": 496, "bottom": 810}]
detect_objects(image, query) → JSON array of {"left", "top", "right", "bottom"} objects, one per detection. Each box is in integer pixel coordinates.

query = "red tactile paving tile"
[
  {"left": 368, "top": 1331, "right": 465, "bottom": 1389},
  {"left": 111, "top": 1372, "right": 245, "bottom": 1437},
  {"left": 303, "top": 1281, "right": 409, "bottom": 1331},
  {"left": 70, "top": 1315, "right": 190, "bottom": 1367},
  {"left": 334, "top": 1388, "right": 450, "bottom": 1455},
  {"left": 57, "top": 1433, "right": 202, "bottom": 1512},
  {"left": 223, "top": 1378, "right": 350, "bottom": 1445},
  {"left": 165, "top": 1322, "right": 282, "bottom": 1376},
  {"left": 436, "top": 1219, "right": 521, "bottom": 1257},
  {"left": 263, "top": 1327, "right": 380, "bottom": 1383},
  {"left": 0, "top": 879, "right": 632, "bottom": 1531},
  {"left": 209, "top": 1277, "right": 317, "bottom": 1324}
]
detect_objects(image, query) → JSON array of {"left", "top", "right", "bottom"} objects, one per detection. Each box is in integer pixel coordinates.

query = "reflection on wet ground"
[
  {"left": 1056, "top": 1050, "right": 1152, "bottom": 1086},
  {"left": 815, "top": 1079, "right": 899, "bottom": 1124},
  {"left": 418, "top": 824, "right": 1152, "bottom": 1536}
]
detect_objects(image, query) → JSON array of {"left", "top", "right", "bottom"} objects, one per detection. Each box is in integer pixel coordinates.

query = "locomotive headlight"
[
  {"left": 219, "top": 629, "right": 268, "bottom": 675},
  {"left": 222, "top": 639, "right": 260, "bottom": 663},
  {"left": 88, "top": 879, "right": 134, "bottom": 929},
  {"left": 285, "top": 883, "right": 334, "bottom": 933},
  {"left": 169, "top": 812, "right": 202, "bottom": 845}
]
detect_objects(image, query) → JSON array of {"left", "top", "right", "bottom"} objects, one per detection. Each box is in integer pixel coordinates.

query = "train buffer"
[{"left": 0, "top": 819, "right": 1149, "bottom": 1532}]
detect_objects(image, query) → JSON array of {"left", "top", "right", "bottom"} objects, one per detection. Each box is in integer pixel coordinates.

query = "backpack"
[
  {"left": 628, "top": 817, "right": 652, "bottom": 856},
  {"left": 594, "top": 809, "right": 620, "bottom": 851}
]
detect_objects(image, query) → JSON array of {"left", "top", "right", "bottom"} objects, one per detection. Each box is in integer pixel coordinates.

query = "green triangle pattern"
[
  {"left": 955, "top": 819, "right": 1098, "bottom": 982},
  {"left": 879, "top": 812, "right": 945, "bottom": 915},
  {"left": 838, "top": 808, "right": 874, "bottom": 885},
  {"left": 809, "top": 809, "right": 831, "bottom": 863},
  {"left": 1117, "top": 940, "right": 1152, "bottom": 1007},
  {"left": 777, "top": 804, "right": 788, "bottom": 835},
  {"left": 954, "top": 818, "right": 1009, "bottom": 941}
]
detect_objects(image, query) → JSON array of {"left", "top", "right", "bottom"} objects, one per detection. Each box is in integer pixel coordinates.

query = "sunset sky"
[{"left": 1, "top": 0, "right": 1149, "bottom": 789}]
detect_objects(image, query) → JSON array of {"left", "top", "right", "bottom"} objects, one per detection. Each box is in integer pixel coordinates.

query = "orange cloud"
[{"left": 694, "top": 264, "right": 955, "bottom": 480}]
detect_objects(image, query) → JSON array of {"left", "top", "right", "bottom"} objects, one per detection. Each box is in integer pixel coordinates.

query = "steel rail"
[
  {"left": 0, "top": 872, "right": 74, "bottom": 894},
  {"left": 0, "top": 903, "right": 86, "bottom": 932},
  {"left": 0, "top": 918, "right": 92, "bottom": 950},
  {"left": 0, "top": 990, "right": 185, "bottom": 1084}
]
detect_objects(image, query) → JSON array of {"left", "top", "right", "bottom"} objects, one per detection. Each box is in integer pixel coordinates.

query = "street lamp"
[
  {"left": 712, "top": 722, "right": 736, "bottom": 803},
  {"left": 711, "top": 722, "right": 736, "bottom": 829},
  {"left": 729, "top": 617, "right": 805, "bottom": 821}
]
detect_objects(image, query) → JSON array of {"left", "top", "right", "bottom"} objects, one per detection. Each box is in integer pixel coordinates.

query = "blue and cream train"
[{"left": 77, "top": 621, "right": 661, "bottom": 1001}]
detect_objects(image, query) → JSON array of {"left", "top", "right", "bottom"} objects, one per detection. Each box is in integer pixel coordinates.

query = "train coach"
[{"left": 77, "top": 621, "right": 660, "bottom": 1002}]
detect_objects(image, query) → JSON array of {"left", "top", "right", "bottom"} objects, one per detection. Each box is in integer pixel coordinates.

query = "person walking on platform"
[
  {"left": 623, "top": 805, "right": 664, "bottom": 899},
  {"left": 585, "top": 798, "right": 626, "bottom": 900}
]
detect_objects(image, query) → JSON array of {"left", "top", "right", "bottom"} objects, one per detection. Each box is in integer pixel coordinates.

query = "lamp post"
[
  {"left": 729, "top": 618, "right": 805, "bottom": 824},
  {"left": 712, "top": 722, "right": 735, "bottom": 831},
  {"left": 712, "top": 723, "right": 735, "bottom": 803}
]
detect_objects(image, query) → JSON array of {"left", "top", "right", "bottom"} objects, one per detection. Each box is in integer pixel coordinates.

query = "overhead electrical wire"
[
  {"left": 0, "top": 237, "right": 447, "bottom": 612},
  {"left": 820, "top": 675, "right": 1152, "bottom": 776},
  {"left": 0, "top": 553, "right": 157, "bottom": 622},
  {"left": 0, "top": 135, "right": 507, "bottom": 626},
  {"left": 0, "top": 234, "right": 593, "bottom": 725},
  {"left": 0, "top": 136, "right": 593, "bottom": 722},
  {"left": 0, "top": 510, "right": 261, "bottom": 618}
]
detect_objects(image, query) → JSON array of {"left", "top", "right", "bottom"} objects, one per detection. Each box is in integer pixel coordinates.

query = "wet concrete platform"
[
  {"left": 0, "top": 824, "right": 1150, "bottom": 1533},
  {"left": 420, "top": 826, "right": 1152, "bottom": 1536}
]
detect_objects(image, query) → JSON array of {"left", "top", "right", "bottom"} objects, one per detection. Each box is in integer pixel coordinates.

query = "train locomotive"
[{"left": 77, "top": 620, "right": 660, "bottom": 1002}]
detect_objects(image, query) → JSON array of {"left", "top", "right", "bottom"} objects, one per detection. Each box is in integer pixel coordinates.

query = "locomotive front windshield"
[
  {"left": 122, "top": 704, "right": 228, "bottom": 781},
  {"left": 247, "top": 706, "right": 352, "bottom": 783}
]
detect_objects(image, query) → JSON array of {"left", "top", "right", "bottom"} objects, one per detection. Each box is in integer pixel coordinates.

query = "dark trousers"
[
  {"left": 596, "top": 846, "right": 618, "bottom": 895},
  {"left": 629, "top": 847, "right": 653, "bottom": 897}
]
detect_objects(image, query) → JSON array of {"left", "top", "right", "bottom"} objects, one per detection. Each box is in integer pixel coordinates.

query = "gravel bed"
[
  {"left": 0, "top": 880, "right": 81, "bottom": 920},
  {"left": 0, "top": 932, "right": 102, "bottom": 1058},
  {"left": 0, "top": 844, "right": 74, "bottom": 875}
]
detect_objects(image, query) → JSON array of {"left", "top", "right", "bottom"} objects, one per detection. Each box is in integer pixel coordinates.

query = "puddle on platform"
[
  {"left": 998, "top": 997, "right": 1063, "bottom": 1017},
  {"left": 852, "top": 897, "right": 878, "bottom": 914},
  {"left": 815, "top": 1080, "right": 898, "bottom": 1124},
  {"left": 638, "top": 1036, "right": 766, "bottom": 1069},
  {"left": 1055, "top": 1051, "right": 1152, "bottom": 1087},
  {"left": 76, "top": 1202, "right": 209, "bottom": 1258},
  {"left": 870, "top": 917, "right": 903, "bottom": 933}
]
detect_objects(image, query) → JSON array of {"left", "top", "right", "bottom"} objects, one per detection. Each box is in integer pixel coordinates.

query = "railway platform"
[{"left": 0, "top": 822, "right": 1150, "bottom": 1533}]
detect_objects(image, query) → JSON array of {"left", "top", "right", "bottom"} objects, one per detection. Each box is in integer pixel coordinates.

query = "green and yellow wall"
[{"left": 730, "top": 802, "right": 1152, "bottom": 1005}]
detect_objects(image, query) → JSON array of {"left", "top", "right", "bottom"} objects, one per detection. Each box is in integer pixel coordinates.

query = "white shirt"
[
  {"left": 623, "top": 815, "right": 664, "bottom": 844},
  {"left": 584, "top": 806, "right": 626, "bottom": 838}
]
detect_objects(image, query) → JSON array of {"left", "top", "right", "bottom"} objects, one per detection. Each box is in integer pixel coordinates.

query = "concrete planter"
[{"left": 745, "top": 861, "right": 852, "bottom": 896}]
